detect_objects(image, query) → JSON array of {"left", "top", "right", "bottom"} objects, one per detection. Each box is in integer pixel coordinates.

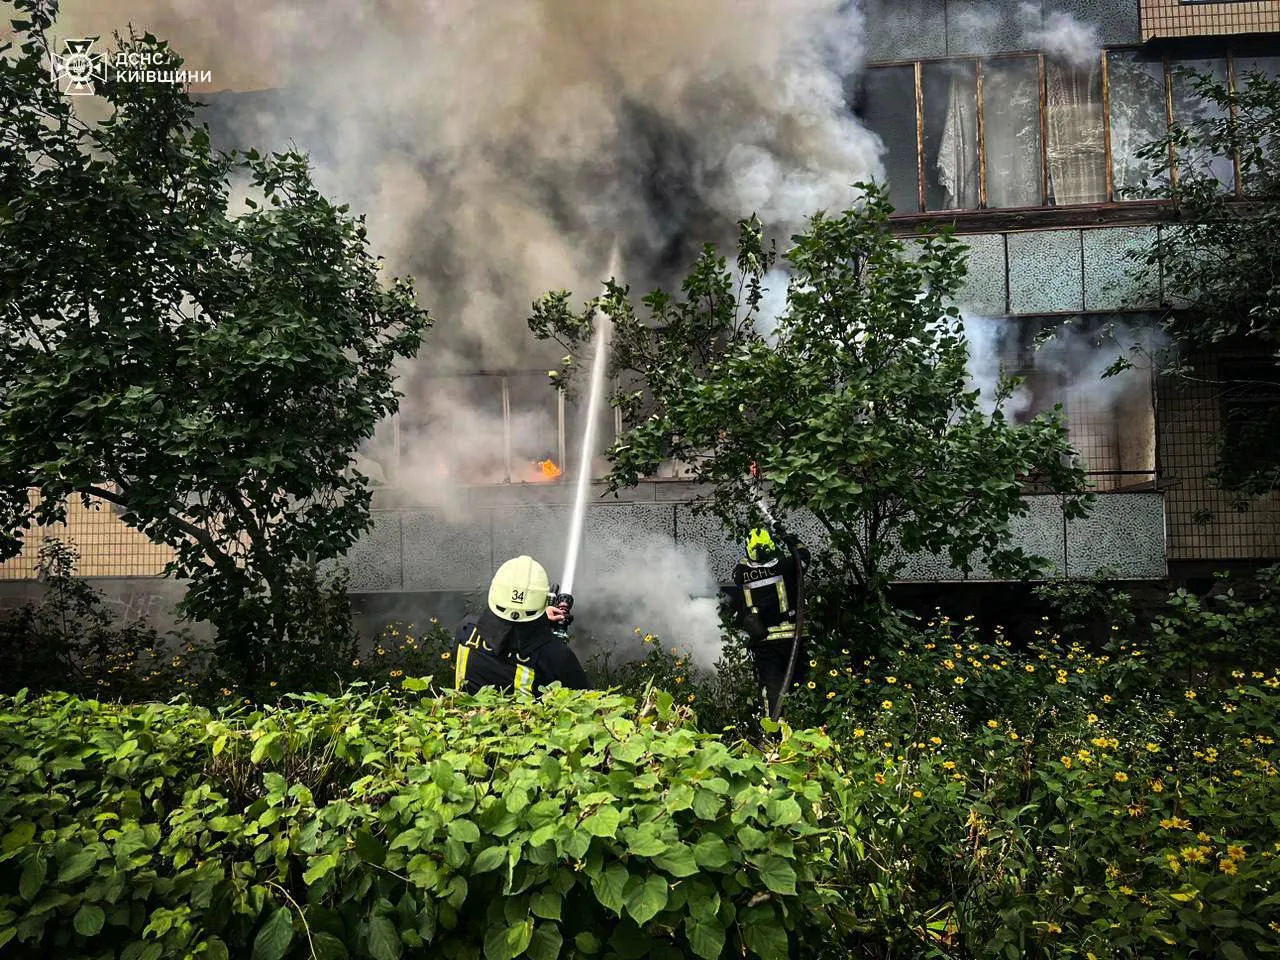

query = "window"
[
  {"left": 1107, "top": 50, "right": 1168, "bottom": 199},
  {"left": 1170, "top": 58, "right": 1234, "bottom": 192},
  {"left": 865, "top": 48, "right": 1271, "bottom": 213},
  {"left": 982, "top": 57, "right": 1043, "bottom": 208},
  {"left": 970, "top": 315, "right": 1158, "bottom": 491},
  {"left": 1046, "top": 59, "right": 1108, "bottom": 205}
]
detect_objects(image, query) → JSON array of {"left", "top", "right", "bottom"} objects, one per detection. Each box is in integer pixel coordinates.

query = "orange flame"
[{"left": 537, "top": 458, "right": 562, "bottom": 480}]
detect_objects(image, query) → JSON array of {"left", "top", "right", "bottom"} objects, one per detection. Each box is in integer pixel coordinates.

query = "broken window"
[
  {"left": 922, "top": 61, "right": 979, "bottom": 210},
  {"left": 1170, "top": 58, "right": 1235, "bottom": 192},
  {"left": 400, "top": 373, "right": 507, "bottom": 486},
  {"left": 506, "top": 373, "right": 563, "bottom": 484},
  {"left": 982, "top": 56, "right": 1043, "bottom": 208},
  {"left": 1045, "top": 59, "right": 1108, "bottom": 205},
  {"left": 1107, "top": 50, "right": 1169, "bottom": 200},
  {"left": 1215, "top": 359, "right": 1280, "bottom": 493},
  {"left": 859, "top": 65, "right": 921, "bottom": 213}
]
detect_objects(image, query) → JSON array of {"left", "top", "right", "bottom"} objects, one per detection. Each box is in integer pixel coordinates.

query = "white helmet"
[{"left": 488, "top": 555, "right": 551, "bottom": 621}]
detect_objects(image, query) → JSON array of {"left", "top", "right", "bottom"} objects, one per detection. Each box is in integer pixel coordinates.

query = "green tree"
[
  {"left": 0, "top": 2, "right": 430, "bottom": 682},
  {"left": 1130, "top": 65, "right": 1280, "bottom": 498},
  {"left": 530, "top": 186, "right": 1089, "bottom": 621}
]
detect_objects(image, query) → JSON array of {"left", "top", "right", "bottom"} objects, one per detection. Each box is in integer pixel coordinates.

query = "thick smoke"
[
  {"left": 1019, "top": 3, "right": 1101, "bottom": 68},
  {"left": 51, "top": 0, "right": 881, "bottom": 661}
]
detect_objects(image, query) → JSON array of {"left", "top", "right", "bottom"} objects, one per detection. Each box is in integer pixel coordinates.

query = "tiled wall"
[{"left": 1140, "top": 0, "right": 1280, "bottom": 39}]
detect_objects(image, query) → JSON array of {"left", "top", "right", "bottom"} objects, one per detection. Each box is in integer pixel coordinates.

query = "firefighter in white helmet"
[{"left": 452, "top": 555, "right": 590, "bottom": 694}]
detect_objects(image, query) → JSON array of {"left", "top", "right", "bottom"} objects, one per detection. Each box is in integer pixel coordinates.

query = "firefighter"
[
  {"left": 452, "top": 555, "right": 590, "bottom": 695},
  {"left": 731, "top": 525, "right": 812, "bottom": 716}
]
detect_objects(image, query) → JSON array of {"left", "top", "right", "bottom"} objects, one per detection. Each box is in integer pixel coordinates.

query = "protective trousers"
[{"left": 751, "top": 638, "right": 808, "bottom": 718}]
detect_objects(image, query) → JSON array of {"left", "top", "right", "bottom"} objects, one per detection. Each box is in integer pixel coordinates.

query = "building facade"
[{"left": 2, "top": 0, "right": 1277, "bottom": 615}]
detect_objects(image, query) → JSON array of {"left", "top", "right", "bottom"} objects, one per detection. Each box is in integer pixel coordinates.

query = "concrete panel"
[
  {"left": 1052, "top": 0, "right": 1141, "bottom": 46},
  {"left": 1083, "top": 227, "right": 1157, "bottom": 310},
  {"left": 957, "top": 233, "right": 1009, "bottom": 316},
  {"left": 1008, "top": 230, "right": 1084, "bottom": 313},
  {"left": 490, "top": 504, "right": 573, "bottom": 582},
  {"left": 863, "top": 0, "right": 948, "bottom": 61},
  {"left": 1065, "top": 492, "right": 1166, "bottom": 579},
  {"left": 343, "top": 512, "right": 403, "bottom": 592},
  {"left": 963, "top": 495, "right": 1067, "bottom": 579},
  {"left": 674, "top": 507, "right": 740, "bottom": 582},
  {"left": 947, "top": 0, "right": 1031, "bottom": 57},
  {"left": 401, "top": 511, "right": 492, "bottom": 593}
]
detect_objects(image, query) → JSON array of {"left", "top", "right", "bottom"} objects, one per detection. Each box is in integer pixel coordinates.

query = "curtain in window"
[
  {"left": 936, "top": 72, "right": 980, "bottom": 208},
  {"left": 1046, "top": 59, "right": 1107, "bottom": 205}
]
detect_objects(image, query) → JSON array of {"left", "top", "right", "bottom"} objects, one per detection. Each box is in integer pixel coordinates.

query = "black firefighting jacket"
[{"left": 452, "top": 609, "right": 590, "bottom": 695}]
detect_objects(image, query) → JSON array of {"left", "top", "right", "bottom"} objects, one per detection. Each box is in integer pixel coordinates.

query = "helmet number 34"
[{"left": 512, "top": 589, "right": 525, "bottom": 602}]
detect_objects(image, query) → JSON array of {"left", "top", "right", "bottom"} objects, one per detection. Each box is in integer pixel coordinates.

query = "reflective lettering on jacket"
[{"left": 456, "top": 625, "right": 538, "bottom": 693}]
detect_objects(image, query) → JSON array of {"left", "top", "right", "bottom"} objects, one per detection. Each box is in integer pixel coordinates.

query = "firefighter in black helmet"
[
  {"left": 731, "top": 526, "right": 811, "bottom": 716},
  {"left": 452, "top": 555, "right": 590, "bottom": 695}
]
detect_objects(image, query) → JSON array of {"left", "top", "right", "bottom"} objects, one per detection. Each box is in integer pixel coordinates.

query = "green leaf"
[
  {"left": 484, "top": 918, "right": 533, "bottom": 960},
  {"left": 582, "top": 806, "right": 622, "bottom": 837},
  {"left": 368, "top": 915, "right": 402, "bottom": 960},
  {"left": 448, "top": 819, "right": 481, "bottom": 844},
  {"left": 1221, "top": 944, "right": 1246, "bottom": 960},
  {"left": 1, "top": 823, "right": 35, "bottom": 853},
  {"left": 591, "top": 864, "right": 629, "bottom": 916},
  {"left": 693, "top": 835, "right": 732, "bottom": 870},
  {"left": 312, "top": 932, "right": 350, "bottom": 960},
  {"left": 527, "top": 922, "right": 563, "bottom": 960},
  {"left": 685, "top": 915, "right": 726, "bottom": 960},
  {"left": 530, "top": 890, "right": 562, "bottom": 921},
  {"left": 73, "top": 903, "right": 105, "bottom": 937},
  {"left": 303, "top": 853, "right": 340, "bottom": 886},
  {"left": 472, "top": 846, "right": 507, "bottom": 874},
  {"left": 652, "top": 843, "right": 699, "bottom": 878},
  {"left": 19, "top": 856, "right": 46, "bottom": 900},
  {"left": 251, "top": 907, "right": 294, "bottom": 960},
  {"left": 354, "top": 830, "right": 386, "bottom": 867},
  {"left": 624, "top": 875, "right": 669, "bottom": 926},
  {"left": 58, "top": 850, "right": 97, "bottom": 884},
  {"left": 757, "top": 855, "right": 797, "bottom": 896},
  {"left": 575, "top": 931, "right": 602, "bottom": 955},
  {"left": 743, "top": 916, "right": 789, "bottom": 960},
  {"left": 624, "top": 826, "right": 668, "bottom": 858}
]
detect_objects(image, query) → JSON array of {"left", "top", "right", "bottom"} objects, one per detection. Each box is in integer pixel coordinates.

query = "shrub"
[
  {"left": 793, "top": 616, "right": 1280, "bottom": 959},
  {"left": 0, "top": 686, "right": 852, "bottom": 959}
]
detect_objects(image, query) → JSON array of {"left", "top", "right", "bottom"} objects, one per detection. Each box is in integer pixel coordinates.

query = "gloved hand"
[{"left": 547, "top": 590, "right": 574, "bottom": 626}]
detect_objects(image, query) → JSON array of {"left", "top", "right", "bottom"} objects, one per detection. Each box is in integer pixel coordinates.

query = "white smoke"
[{"left": 1020, "top": 3, "right": 1101, "bottom": 67}]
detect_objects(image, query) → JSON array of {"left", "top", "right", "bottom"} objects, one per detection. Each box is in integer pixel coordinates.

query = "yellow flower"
[
  {"left": 1145, "top": 743, "right": 1160, "bottom": 753},
  {"left": 1227, "top": 844, "right": 1246, "bottom": 862},
  {"left": 688, "top": 694, "right": 696, "bottom": 703},
  {"left": 1113, "top": 772, "right": 1128, "bottom": 783},
  {"left": 1008, "top": 732, "right": 1019, "bottom": 741},
  {"left": 809, "top": 659, "right": 818, "bottom": 667},
  {"left": 881, "top": 700, "right": 894, "bottom": 710},
  {"left": 854, "top": 728, "right": 866, "bottom": 738},
  {"left": 942, "top": 760, "right": 956, "bottom": 770},
  {"left": 805, "top": 681, "right": 816, "bottom": 689},
  {"left": 1185, "top": 690, "right": 1197, "bottom": 700},
  {"left": 1180, "top": 846, "right": 1207, "bottom": 864},
  {"left": 1087, "top": 714, "right": 1099, "bottom": 724},
  {"left": 930, "top": 736, "right": 942, "bottom": 746},
  {"left": 441, "top": 651, "right": 451, "bottom": 660},
  {"left": 269, "top": 681, "right": 278, "bottom": 688},
  {"left": 874, "top": 773, "right": 885, "bottom": 785},
  {"left": 1102, "top": 694, "right": 1112, "bottom": 703},
  {"left": 1151, "top": 779, "right": 1164, "bottom": 793},
  {"left": 351, "top": 659, "right": 360, "bottom": 667},
  {"left": 220, "top": 688, "right": 233, "bottom": 696},
  {"left": 1219, "top": 859, "right": 1238, "bottom": 875},
  {"left": 675, "top": 677, "right": 685, "bottom": 685},
  {"left": 826, "top": 691, "right": 835, "bottom": 700},
  {"left": 390, "top": 669, "right": 403, "bottom": 678},
  {"left": 986, "top": 719, "right": 999, "bottom": 728},
  {"left": 1160, "top": 817, "right": 1192, "bottom": 830},
  {"left": 943, "top": 659, "right": 955, "bottom": 670},
  {"left": 1024, "top": 665, "right": 1035, "bottom": 673},
  {"left": 886, "top": 676, "right": 898, "bottom": 684},
  {"left": 912, "top": 789, "right": 923, "bottom": 799},
  {"left": 1060, "top": 756, "right": 1073, "bottom": 769},
  {"left": 1119, "top": 885, "right": 1134, "bottom": 895},
  {"left": 954, "top": 676, "right": 966, "bottom": 685},
  {"left": 1197, "top": 832, "right": 1211, "bottom": 843}
]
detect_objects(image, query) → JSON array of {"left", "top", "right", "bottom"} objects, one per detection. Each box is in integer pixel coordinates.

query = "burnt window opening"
[{"left": 1215, "top": 359, "right": 1280, "bottom": 494}]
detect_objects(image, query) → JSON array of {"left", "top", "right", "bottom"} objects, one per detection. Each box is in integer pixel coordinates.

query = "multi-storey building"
[{"left": 2, "top": 0, "right": 1277, "bottom": 624}]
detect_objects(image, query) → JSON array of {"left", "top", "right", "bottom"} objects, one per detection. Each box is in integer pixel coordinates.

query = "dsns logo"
[{"left": 50, "top": 38, "right": 107, "bottom": 96}]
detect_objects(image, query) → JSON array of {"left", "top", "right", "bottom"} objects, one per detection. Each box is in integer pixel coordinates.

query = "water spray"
[{"left": 559, "top": 248, "right": 618, "bottom": 597}]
